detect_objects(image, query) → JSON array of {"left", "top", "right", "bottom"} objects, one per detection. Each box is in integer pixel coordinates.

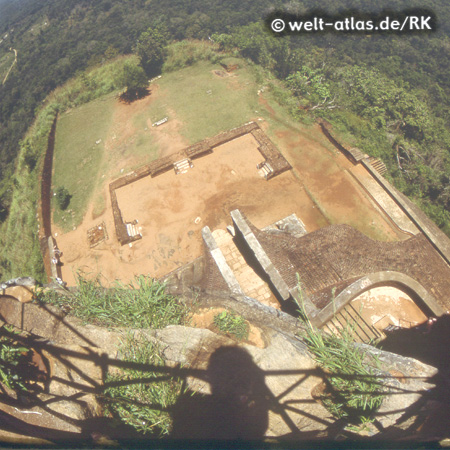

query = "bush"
[
  {"left": 213, "top": 311, "right": 249, "bottom": 341},
  {"left": 162, "top": 41, "right": 224, "bottom": 73},
  {"left": 0, "top": 327, "right": 29, "bottom": 391},
  {"left": 55, "top": 186, "right": 71, "bottom": 210}
]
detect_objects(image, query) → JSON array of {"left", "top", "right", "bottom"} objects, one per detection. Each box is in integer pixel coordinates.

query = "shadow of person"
[
  {"left": 170, "top": 346, "right": 269, "bottom": 440},
  {"left": 380, "top": 313, "right": 450, "bottom": 371},
  {"left": 379, "top": 314, "right": 450, "bottom": 439}
]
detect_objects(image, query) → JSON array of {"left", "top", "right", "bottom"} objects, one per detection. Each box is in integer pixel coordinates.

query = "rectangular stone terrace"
[{"left": 110, "top": 122, "right": 291, "bottom": 246}]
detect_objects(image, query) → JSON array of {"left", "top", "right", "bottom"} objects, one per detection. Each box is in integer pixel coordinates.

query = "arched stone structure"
[{"left": 311, "top": 271, "right": 445, "bottom": 328}]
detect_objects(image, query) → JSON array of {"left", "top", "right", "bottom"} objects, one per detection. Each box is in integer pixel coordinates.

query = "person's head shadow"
[
  {"left": 380, "top": 314, "right": 450, "bottom": 371},
  {"left": 170, "top": 346, "right": 270, "bottom": 440}
]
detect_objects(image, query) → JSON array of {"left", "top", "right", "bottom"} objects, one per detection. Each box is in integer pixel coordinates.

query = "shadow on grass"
[{"left": 119, "top": 87, "right": 150, "bottom": 104}]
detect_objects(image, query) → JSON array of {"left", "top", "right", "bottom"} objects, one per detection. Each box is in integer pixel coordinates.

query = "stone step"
[
  {"left": 211, "top": 228, "right": 278, "bottom": 307},
  {"left": 322, "top": 303, "right": 383, "bottom": 344},
  {"left": 126, "top": 223, "right": 140, "bottom": 237},
  {"left": 348, "top": 147, "right": 366, "bottom": 162},
  {"left": 173, "top": 158, "right": 192, "bottom": 175},
  {"left": 201, "top": 226, "right": 243, "bottom": 295},
  {"left": 262, "top": 165, "right": 271, "bottom": 175},
  {"left": 371, "top": 160, "right": 387, "bottom": 175},
  {"left": 231, "top": 209, "right": 291, "bottom": 301},
  {"left": 176, "top": 161, "right": 190, "bottom": 169}
]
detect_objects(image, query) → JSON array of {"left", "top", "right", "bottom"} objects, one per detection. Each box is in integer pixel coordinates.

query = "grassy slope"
[
  {"left": 52, "top": 94, "right": 115, "bottom": 229},
  {"left": 154, "top": 57, "right": 260, "bottom": 144},
  {"left": 0, "top": 55, "right": 134, "bottom": 281}
]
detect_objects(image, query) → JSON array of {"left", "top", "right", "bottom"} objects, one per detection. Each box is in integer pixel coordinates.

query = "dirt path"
[{"left": 2, "top": 48, "right": 17, "bottom": 85}]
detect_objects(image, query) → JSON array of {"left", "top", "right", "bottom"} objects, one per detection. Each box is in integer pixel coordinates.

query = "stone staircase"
[
  {"left": 173, "top": 158, "right": 193, "bottom": 175},
  {"left": 368, "top": 157, "right": 388, "bottom": 176},
  {"left": 347, "top": 147, "right": 367, "bottom": 162},
  {"left": 321, "top": 302, "right": 384, "bottom": 343},
  {"left": 257, "top": 161, "right": 274, "bottom": 180},
  {"left": 211, "top": 228, "right": 279, "bottom": 308},
  {"left": 126, "top": 222, "right": 141, "bottom": 238}
]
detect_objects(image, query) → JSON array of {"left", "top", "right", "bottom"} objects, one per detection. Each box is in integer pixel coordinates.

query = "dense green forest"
[{"left": 1, "top": 0, "right": 450, "bottom": 279}]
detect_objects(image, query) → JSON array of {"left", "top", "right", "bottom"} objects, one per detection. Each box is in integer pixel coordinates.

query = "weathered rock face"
[
  {"left": 0, "top": 293, "right": 446, "bottom": 443},
  {"left": 359, "top": 344, "right": 438, "bottom": 429},
  {"left": 154, "top": 325, "right": 440, "bottom": 440},
  {"left": 2, "top": 286, "right": 34, "bottom": 303}
]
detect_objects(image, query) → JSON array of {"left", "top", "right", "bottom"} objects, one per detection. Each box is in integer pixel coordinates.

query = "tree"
[
  {"left": 118, "top": 62, "right": 148, "bottom": 101},
  {"left": 55, "top": 186, "right": 71, "bottom": 211},
  {"left": 135, "top": 26, "right": 168, "bottom": 77},
  {"left": 286, "top": 66, "right": 337, "bottom": 111}
]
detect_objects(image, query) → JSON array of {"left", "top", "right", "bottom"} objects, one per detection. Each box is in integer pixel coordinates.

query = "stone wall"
[
  {"left": 109, "top": 122, "right": 292, "bottom": 246},
  {"left": 362, "top": 159, "right": 450, "bottom": 266},
  {"left": 251, "top": 128, "right": 292, "bottom": 178},
  {"left": 37, "top": 115, "right": 58, "bottom": 282},
  {"left": 318, "top": 118, "right": 450, "bottom": 271}
]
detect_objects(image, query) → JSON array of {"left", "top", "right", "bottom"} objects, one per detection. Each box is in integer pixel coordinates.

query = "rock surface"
[
  {"left": 0, "top": 293, "right": 445, "bottom": 443},
  {"left": 2, "top": 286, "right": 34, "bottom": 303}
]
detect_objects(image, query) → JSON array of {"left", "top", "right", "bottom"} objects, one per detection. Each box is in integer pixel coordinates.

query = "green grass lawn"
[
  {"left": 52, "top": 93, "right": 116, "bottom": 230},
  {"left": 146, "top": 58, "right": 262, "bottom": 144}
]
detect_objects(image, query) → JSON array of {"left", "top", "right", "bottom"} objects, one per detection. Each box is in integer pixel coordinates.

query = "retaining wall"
[
  {"left": 362, "top": 160, "right": 450, "bottom": 267},
  {"left": 318, "top": 119, "right": 366, "bottom": 163},
  {"left": 37, "top": 115, "right": 58, "bottom": 282},
  {"left": 318, "top": 118, "right": 450, "bottom": 271},
  {"left": 109, "top": 122, "right": 292, "bottom": 246}
]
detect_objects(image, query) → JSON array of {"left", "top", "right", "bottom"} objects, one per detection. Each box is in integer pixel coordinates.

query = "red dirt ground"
[
  {"left": 53, "top": 91, "right": 404, "bottom": 286},
  {"left": 267, "top": 120, "right": 403, "bottom": 242},
  {"left": 56, "top": 133, "right": 323, "bottom": 285},
  {"left": 351, "top": 286, "right": 428, "bottom": 330}
]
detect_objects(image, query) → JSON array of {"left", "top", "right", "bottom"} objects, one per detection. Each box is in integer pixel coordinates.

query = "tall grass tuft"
[
  {"left": 295, "top": 275, "right": 385, "bottom": 424},
  {"left": 39, "top": 273, "right": 189, "bottom": 329},
  {"left": 102, "top": 334, "right": 184, "bottom": 436}
]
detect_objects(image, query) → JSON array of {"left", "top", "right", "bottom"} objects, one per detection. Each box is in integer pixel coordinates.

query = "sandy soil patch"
[{"left": 272, "top": 123, "right": 403, "bottom": 241}]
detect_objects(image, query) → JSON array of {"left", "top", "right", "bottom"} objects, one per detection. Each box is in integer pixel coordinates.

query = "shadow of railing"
[{"left": 0, "top": 310, "right": 448, "bottom": 446}]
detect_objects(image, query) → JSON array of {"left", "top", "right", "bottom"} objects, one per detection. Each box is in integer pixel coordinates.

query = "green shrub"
[
  {"left": 213, "top": 310, "right": 249, "bottom": 341},
  {"left": 162, "top": 41, "right": 224, "bottom": 73},
  {"left": 55, "top": 186, "right": 71, "bottom": 210},
  {"left": 0, "top": 327, "right": 29, "bottom": 391}
]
